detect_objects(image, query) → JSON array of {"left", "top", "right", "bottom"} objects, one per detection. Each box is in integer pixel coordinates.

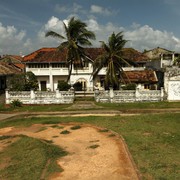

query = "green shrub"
[
  {"left": 70, "top": 125, "right": 81, "bottom": 130},
  {"left": 73, "top": 82, "right": 82, "bottom": 91},
  {"left": 60, "top": 130, "right": 70, "bottom": 134},
  {"left": 10, "top": 99, "right": 22, "bottom": 108},
  {"left": 57, "top": 81, "right": 71, "bottom": 91},
  {"left": 121, "top": 83, "right": 136, "bottom": 90},
  {"left": 88, "top": 144, "right": 99, "bottom": 149}
]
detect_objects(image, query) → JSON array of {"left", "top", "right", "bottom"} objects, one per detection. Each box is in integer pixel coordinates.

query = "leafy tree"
[
  {"left": 7, "top": 74, "right": 26, "bottom": 91},
  {"left": 24, "top": 71, "right": 39, "bottom": 91},
  {"left": 92, "top": 32, "right": 130, "bottom": 89},
  {"left": 174, "top": 55, "right": 180, "bottom": 67},
  {"left": 7, "top": 71, "right": 38, "bottom": 91},
  {"left": 45, "top": 17, "right": 96, "bottom": 82}
]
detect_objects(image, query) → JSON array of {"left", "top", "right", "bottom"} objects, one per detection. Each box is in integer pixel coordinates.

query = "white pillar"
[
  {"left": 56, "top": 89, "right": 61, "bottom": 103},
  {"left": 30, "top": 89, "right": 35, "bottom": 104},
  {"left": 5, "top": 89, "right": 10, "bottom": 104},
  {"left": 172, "top": 53, "right": 175, "bottom": 65},
  {"left": 109, "top": 87, "right": 114, "bottom": 102},
  {"left": 135, "top": 87, "right": 140, "bottom": 102},
  {"left": 49, "top": 64, "right": 53, "bottom": 91},
  {"left": 160, "top": 87, "right": 164, "bottom": 101}
]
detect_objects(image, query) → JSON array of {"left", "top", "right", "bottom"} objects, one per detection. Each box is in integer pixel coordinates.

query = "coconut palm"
[
  {"left": 45, "top": 17, "right": 95, "bottom": 82},
  {"left": 92, "top": 32, "right": 130, "bottom": 89}
]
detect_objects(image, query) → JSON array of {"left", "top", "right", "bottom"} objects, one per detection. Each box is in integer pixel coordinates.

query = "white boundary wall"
[
  {"left": 6, "top": 89, "right": 74, "bottom": 104},
  {"left": 94, "top": 88, "right": 164, "bottom": 103}
]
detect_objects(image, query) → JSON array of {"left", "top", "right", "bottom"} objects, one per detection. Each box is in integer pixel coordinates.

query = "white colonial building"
[{"left": 23, "top": 47, "right": 159, "bottom": 92}]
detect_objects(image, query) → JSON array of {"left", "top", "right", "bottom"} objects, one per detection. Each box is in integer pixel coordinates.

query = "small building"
[
  {"left": 144, "top": 47, "right": 179, "bottom": 69},
  {"left": 0, "top": 62, "right": 22, "bottom": 93},
  {"left": 121, "top": 70, "right": 158, "bottom": 90},
  {"left": 164, "top": 67, "right": 180, "bottom": 101}
]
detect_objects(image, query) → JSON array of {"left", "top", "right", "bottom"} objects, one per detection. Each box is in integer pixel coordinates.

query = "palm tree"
[
  {"left": 45, "top": 17, "right": 95, "bottom": 82},
  {"left": 92, "top": 32, "right": 130, "bottom": 89}
]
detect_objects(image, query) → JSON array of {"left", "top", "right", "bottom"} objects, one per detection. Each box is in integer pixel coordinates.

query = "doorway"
[
  {"left": 77, "top": 78, "right": 87, "bottom": 91},
  {"left": 40, "top": 81, "right": 47, "bottom": 91}
]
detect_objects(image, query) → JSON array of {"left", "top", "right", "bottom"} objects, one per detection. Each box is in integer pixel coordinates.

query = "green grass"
[
  {"left": 0, "top": 101, "right": 179, "bottom": 112},
  {"left": 0, "top": 113, "right": 179, "bottom": 179},
  {"left": 35, "top": 126, "right": 47, "bottom": 133},
  {"left": 0, "top": 135, "right": 11, "bottom": 140},
  {"left": 96, "top": 101, "right": 180, "bottom": 110},
  {"left": 0, "top": 104, "right": 71, "bottom": 112},
  {"left": 51, "top": 125, "right": 64, "bottom": 129},
  {"left": 88, "top": 144, "right": 99, "bottom": 149},
  {"left": 98, "top": 128, "right": 109, "bottom": 132},
  {"left": 0, "top": 135, "right": 67, "bottom": 180},
  {"left": 70, "top": 125, "right": 81, "bottom": 130},
  {"left": 60, "top": 130, "right": 70, "bottom": 134}
]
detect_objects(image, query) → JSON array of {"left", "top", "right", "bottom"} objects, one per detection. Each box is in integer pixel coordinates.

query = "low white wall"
[
  {"left": 167, "top": 81, "right": 180, "bottom": 101},
  {"left": 94, "top": 88, "right": 164, "bottom": 103},
  {"left": 6, "top": 89, "right": 74, "bottom": 104}
]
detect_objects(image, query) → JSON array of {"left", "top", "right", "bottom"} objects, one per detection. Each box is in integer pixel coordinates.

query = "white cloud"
[
  {"left": 44, "top": 16, "right": 64, "bottom": 31},
  {"left": 1, "top": 16, "right": 180, "bottom": 55},
  {"left": 124, "top": 24, "right": 180, "bottom": 52},
  {"left": 87, "top": 19, "right": 100, "bottom": 32},
  {"left": 0, "top": 22, "right": 27, "bottom": 55},
  {"left": 55, "top": 3, "right": 84, "bottom": 14},
  {"left": 90, "top": 5, "right": 112, "bottom": 16}
]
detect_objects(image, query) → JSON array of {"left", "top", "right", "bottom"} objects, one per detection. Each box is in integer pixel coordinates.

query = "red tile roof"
[
  {"left": 122, "top": 70, "right": 158, "bottom": 83},
  {"left": 0, "top": 55, "right": 25, "bottom": 70},
  {"left": 23, "top": 47, "right": 148, "bottom": 63},
  {"left": 0, "top": 62, "right": 22, "bottom": 75},
  {"left": 122, "top": 48, "right": 149, "bottom": 62},
  {"left": 23, "top": 47, "right": 104, "bottom": 63}
]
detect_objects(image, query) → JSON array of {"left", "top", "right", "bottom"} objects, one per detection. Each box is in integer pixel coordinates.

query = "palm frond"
[
  {"left": 45, "top": 16, "right": 96, "bottom": 82},
  {"left": 45, "top": 31, "right": 65, "bottom": 39}
]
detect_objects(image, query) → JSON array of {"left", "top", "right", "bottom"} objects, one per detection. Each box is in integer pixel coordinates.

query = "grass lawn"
[
  {"left": 0, "top": 135, "right": 67, "bottom": 180},
  {"left": 0, "top": 103, "right": 71, "bottom": 112},
  {"left": 0, "top": 112, "right": 179, "bottom": 179},
  {"left": 0, "top": 101, "right": 180, "bottom": 112}
]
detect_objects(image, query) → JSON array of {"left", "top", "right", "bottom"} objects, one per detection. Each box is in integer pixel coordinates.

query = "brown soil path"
[{"left": 0, "top": 124, "right": 140, "bottom": 180}]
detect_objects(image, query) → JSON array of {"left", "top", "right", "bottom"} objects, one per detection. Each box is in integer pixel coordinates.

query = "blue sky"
[{"left": 0, "top": 0, "right": 180, "bottom": 55}]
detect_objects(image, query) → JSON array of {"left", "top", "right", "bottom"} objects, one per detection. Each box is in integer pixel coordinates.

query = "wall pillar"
[
  {"left": 109, "top": 87, "right": 114, "bottom": 102},
  {"left": 160, "top": 87, "right": 164, "bottom": 101},
  {"left": 135, "top": 87, "right": 140, "bottom": 102},
  {"left": 5, "top": 89, "right": 10, "bottom": 104},
  {"left": 30, "top": 89, "right": 35, "bottom": 104}
]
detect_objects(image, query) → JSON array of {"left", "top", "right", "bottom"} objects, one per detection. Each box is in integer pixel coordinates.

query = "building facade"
[{"left": 23, "top": 47, "right": 158, "bottom": 91}]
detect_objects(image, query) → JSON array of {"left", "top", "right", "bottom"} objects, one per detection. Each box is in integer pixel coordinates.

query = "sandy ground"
[{"left": 0, "top": 124, "right": 139, "bottom": 180}]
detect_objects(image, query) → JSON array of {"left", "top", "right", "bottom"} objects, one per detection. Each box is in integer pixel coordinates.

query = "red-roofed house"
[{"left": 23, "top": 47, "right": 157, "bottom": 91}]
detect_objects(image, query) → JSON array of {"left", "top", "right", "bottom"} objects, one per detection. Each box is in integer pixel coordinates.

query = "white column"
[
  {"left": 30, "top": 89, "right": 35, "bottom": 104},
  {"left": 109, "top": 87, "right": 114, "bottom": 102},
  {"left": 160, "top": 53, "right": 163, "bottom": 68},
  {"left": 135, "top": 87, "right": 140, "bottom": 102},
  {"left": 161, "top": 87, "right": 164, "bottom": 101},
  {"left": 56, "top": 89, "right": 61, "bottom": 103},
  {"left": 172, "top": 53, "right": 175, "bottom": 65},
  {"left": 49, "top": 64, "right": 53, "bottom": 91},
  {"left": 5, "top": 89, "right": 10, "bottom": 104}
]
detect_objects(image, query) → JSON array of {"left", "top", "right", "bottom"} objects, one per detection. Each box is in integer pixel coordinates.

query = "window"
[
  {"left": 144, "top": 84, "right": 150, "bottom": 89},
  {"left": 28, "top": 63, "right": 49, "bottom": 68},
  {"left": 52, "top": 63, "right": 67, "bottom": 68}
]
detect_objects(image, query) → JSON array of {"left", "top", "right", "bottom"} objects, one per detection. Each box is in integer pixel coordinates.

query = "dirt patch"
[{"left": 0, "top": 124, "right": 139, "bottom": 180}]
